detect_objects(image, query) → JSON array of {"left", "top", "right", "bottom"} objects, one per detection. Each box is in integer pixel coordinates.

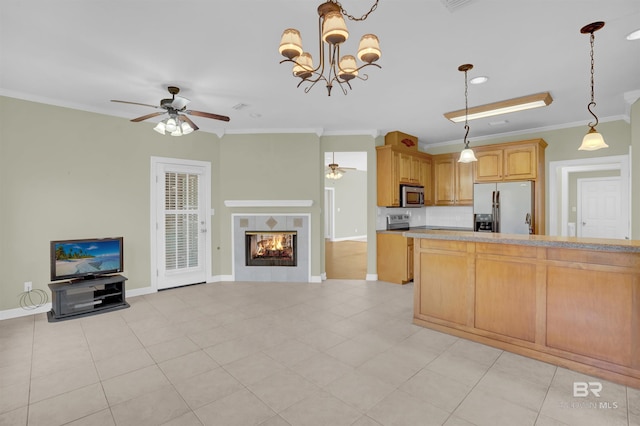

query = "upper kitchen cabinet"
[
  {"left": 474, "top": 139, "right": 547, "bottom": 182},
  {"left": 433, "top": 153, "right": 474, "bottom": 206},
  {"left": 377, "top": 131, "right": 433, "bottom": 207}
]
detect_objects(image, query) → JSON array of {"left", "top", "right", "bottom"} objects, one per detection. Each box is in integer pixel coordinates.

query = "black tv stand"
[{"left": 47, "top": 274, "right": 129, "bottom": 322}]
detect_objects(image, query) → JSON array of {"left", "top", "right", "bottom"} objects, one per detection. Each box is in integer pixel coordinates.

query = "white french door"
[{"left": 151, "top": 158, "right": 210, "bottom": 290}]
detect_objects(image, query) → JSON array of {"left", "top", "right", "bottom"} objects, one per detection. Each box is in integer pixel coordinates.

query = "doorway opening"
[
  {"left": 323, "top": 151, "right": 367, "bottom": 279},
  {"left": 548, "top": 153, "right": 630, "bottom": 239}
]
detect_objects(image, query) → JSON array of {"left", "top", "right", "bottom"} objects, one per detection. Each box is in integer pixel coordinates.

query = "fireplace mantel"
[{"left": 224, "top": 200, "right": 313, "bottom": 208}]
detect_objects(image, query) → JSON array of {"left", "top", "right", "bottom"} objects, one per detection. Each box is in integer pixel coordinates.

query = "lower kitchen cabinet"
[{"left": 377, "top": 233, "right": 413, "bottom": 284}]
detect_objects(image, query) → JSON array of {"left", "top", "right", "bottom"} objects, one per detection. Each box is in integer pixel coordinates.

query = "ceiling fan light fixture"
[
  {"left": 181, "top": 121, "right": 194, "bottom": 135},
  {"left": 165, "top": 118, "right": 178, "bottom": 133},
  {"left": 153, "top": 121, "right": 166, "bottom": 134}
]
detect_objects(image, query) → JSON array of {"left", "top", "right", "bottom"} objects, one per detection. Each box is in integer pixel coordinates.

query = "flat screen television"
[{"left": 50, "top": 237, "right": 123, "bottom": 282}]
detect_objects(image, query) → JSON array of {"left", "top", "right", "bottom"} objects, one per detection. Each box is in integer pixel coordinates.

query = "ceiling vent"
[{"left": 441, "top": 0, "right": 475, "bottom": 12}]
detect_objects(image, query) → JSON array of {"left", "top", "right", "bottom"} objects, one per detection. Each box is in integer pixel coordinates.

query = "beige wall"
[
  {"left": 0, "top": 96, "right": 220, "bottom": 311},
  {"left": 0, "top": 97, "right": 382, "bottom": 312},
  {"left": 632, "top": 99, "right": 640, "bottom": 239}
]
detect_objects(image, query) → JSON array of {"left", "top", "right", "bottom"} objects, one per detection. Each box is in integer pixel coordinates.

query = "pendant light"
[
  {"left": 578, "top": 21, "right": 608, "bottom": 151},
  {"left": 457, "top": 64, "right": 478, "bottom": 163}
]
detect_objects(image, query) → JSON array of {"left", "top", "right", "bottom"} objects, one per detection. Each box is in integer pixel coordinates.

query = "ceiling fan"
[
  {"left": 326, "top": 152, "right": 356, "bottom": 179},
  {"left": 111, "top": 86, "right": 230, "bottom": 135}
]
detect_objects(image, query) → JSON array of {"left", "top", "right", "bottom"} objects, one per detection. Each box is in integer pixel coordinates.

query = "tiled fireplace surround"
[{"left": 232, "top": 214, "right": 311, "bottom": 282}]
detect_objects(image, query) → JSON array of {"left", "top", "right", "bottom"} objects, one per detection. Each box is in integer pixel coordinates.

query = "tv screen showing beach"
[{"left": 52, "top": 238, "right": 123, "bottom": 280}]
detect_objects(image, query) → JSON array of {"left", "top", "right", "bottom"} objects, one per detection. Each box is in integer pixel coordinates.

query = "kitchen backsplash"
[{"left": 376, "top": 206, "right": 474, "bottom": 230}]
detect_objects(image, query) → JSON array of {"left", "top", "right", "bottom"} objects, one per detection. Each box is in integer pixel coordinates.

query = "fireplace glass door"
[{"left": 245, "top": 231, "right": 297, "bottom": 267}]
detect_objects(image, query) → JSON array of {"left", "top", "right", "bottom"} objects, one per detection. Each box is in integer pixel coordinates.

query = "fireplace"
[
  {"left": 245, "top": 231, "right": 297, "bottom": 267},
  {"left": 232, "top": 213, "right": 311, "bottom": 282}
]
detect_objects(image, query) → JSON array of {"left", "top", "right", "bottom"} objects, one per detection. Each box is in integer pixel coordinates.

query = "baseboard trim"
[
  {"left": 0, "top": 303, "right": 52, "bottom": 321},
  {"left": 366, "top": 274, "right": 378, "bottom": 281}
]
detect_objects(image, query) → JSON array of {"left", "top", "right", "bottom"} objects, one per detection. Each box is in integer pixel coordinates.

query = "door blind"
[{"left": 164, "top": 172, "right": 199, "bottom": 271}]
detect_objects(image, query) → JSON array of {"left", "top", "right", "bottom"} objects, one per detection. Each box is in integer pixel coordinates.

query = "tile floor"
[{"left": 0, "top": 280, "right": 638, "bottom": 426}]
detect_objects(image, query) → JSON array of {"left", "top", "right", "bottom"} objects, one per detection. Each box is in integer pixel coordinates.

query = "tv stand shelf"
[{"left": 47, "top": 274, "right": 129, "bottom": 322}]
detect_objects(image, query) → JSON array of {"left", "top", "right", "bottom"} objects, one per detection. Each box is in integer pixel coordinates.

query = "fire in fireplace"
[{"left": 245, "top": 231, "right": 297, "bottom": 267}]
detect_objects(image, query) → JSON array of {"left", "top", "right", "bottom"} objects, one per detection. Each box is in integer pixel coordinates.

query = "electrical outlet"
[{"left": 24, "top": 281, "right": 32, "bottom": 292}]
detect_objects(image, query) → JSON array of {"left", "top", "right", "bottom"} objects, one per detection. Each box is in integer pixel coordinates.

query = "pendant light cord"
[
  {"left": 336, "top": 0, "right": 379, "bottom": 21},
  {"left": 463, "top": 68, "right": 471, "bottom": 149},
  {"left": 587, "top": 31, "right": 599, "bottom": 129}
]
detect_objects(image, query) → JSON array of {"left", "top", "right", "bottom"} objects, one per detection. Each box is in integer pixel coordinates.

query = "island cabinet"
[
  {"left": 411, "top": 231, "right": 640, "bottom": 388},
  {"left": 376, "top": 233, "right": 413, "bottom": 284},
  {"left": 432, "top": 153, "right": 474, "bottom": 206},
  {"left": 376, "top": 145, "right": 433, "bottom": 207}
]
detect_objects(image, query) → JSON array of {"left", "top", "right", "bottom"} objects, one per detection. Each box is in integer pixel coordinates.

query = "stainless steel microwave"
[{"left": 400, "top": 184, "right": 424, "bottom": 207}]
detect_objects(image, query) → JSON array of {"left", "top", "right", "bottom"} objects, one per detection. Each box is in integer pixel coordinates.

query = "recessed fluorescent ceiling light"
[
  {"left": 470, "top": 76, "right": 488, "bottom": 85},
  {"left": 443, "top": 92, "right": 553, "bottom": 123},
  {"left": 627, "top": 29, "right": 640, "bottom": 40}
]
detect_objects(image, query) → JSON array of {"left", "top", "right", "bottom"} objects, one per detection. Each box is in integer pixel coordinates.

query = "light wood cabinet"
[
  {"left": 376, "top": 145, "right": 433, "bottom": 207},
  {"left": 413, "top": 236, "right": 640, "bottom": 388},
  {"left": 377, "top": 233, "right": 413, "bottom": 284},
  {"left": 433, "top": 154, "right": 474, "bottom": 206},
  {"left": 472, "top": 139, "right": 547, "bottom": 234},
  {"left": 419, "top": 157, "right": 433, "bottom": 205},
  {"left": 474, "top": 139, "right": 545, "bottom": 182}
]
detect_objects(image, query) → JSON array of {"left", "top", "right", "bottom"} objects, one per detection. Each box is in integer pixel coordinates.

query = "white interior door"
[
  {"left": 152, "top": 158, "right": 210, "bottom": 290},
  {"left": 577, "top": 177, "right": 627, "bottom": 239}
]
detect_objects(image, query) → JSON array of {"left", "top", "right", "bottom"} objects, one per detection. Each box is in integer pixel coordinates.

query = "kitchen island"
[{"left": 405, "top": 229, "right": 640, "bottom": 388}]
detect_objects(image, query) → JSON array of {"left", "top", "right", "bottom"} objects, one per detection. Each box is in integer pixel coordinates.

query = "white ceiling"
[{"left": 2, "top": 1, "right": 639, "bottom": 147}]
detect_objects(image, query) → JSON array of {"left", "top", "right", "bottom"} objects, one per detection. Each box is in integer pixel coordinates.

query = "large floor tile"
[
  {"left": 366, "top": 389, "right": 450, "bottom": 426},
  {"left": 247, "top": 370, "right": 321, "bottom": 412},
  {"left": 26, "top": 383, "right": 108, "bottom": 426},
  {"left": 194, "top": 388, "right": 276, "bottom": 426},
  {"left": 110, "top": 385, "right": 191, "bottom": 426},
  {"left": 325, "top": 370, "right": 396, "bottom": 412},
  {"left": 279, "top": 391, "right": 362, "bottom": 426},
  {"left": 173, "top": 367, "right": 244, "bottom": 409}
]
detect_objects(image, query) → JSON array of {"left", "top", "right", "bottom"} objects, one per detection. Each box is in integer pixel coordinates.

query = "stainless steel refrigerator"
[{"left": 473, "top": 181, "right": 534, "bottom": 234}]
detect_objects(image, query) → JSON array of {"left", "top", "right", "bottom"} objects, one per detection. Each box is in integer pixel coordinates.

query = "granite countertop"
[
  {"left": 403, "top": 229, "right": 640, "bottom": 253},
  {"left": 377, "top": 226, "right": 474, "bottom": 235}
]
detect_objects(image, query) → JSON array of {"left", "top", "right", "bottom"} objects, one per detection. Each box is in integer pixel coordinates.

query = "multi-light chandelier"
[
  {"left": 457, "top": 64, "right": 478, "bottom": 163},
  {"left": 278, "top": 0, "right": 381, "bottom": 96},
  {"left": 578, "top": 21, "right": 608, "bottom": 151}
]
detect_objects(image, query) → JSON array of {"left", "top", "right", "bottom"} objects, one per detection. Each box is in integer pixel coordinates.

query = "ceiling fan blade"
[
  {"left": 171, "top": 96, "right": 190, "bottom": 110},
  {"left": 111, "top": 99, "right": 161, "bottom": 109},
  {"left": 185, "top": 110, "right": 231, "bottom": 122},
  {"left": 180, "top": 114, "right": 199, "bottom": 131},
  {"left": 130, "top": 111, "right": 166, "bottom": 122}
]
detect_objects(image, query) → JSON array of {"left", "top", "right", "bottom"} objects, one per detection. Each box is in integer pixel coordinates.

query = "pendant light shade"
[
  {"left": 579, "top": 127, "right": 609, "bottom": 151},
  {"left": 459, "top": 147, "right": 478, "bottom": 163}
]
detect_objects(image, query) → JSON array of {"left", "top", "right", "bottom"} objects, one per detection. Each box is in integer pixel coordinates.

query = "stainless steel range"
[{"left": 386, "top": 214, "right": 410, "bottom": 231}]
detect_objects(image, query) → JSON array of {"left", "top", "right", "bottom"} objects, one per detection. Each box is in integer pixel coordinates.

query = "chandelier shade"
[
  {"left": 278, "top": 0, "right": 381, "bottom": 96},
  {"left": 357, "top": 34, "right": 381, "bottom": 63},
  {"left": 279, "top": 28, "right": 304, "bottom": 59},
  {"left": 322, "top": 10, "right": 348, "bottom": 44}
]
